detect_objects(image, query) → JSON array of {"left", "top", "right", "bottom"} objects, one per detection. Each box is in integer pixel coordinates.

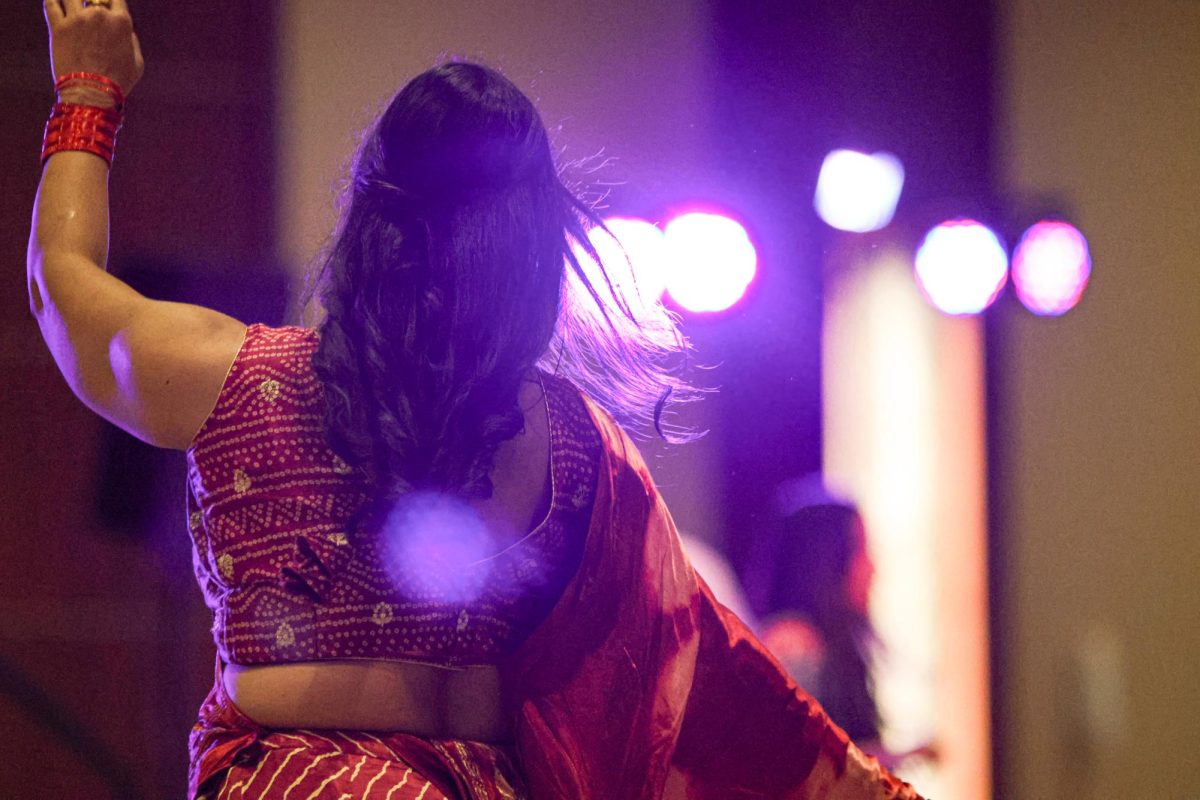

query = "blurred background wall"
[
  {"left": 993, "top": 1, "right": 1200, "bottom": 796},
  {"left": 0, "top": 4, "right": 279, "bottom": 798}
]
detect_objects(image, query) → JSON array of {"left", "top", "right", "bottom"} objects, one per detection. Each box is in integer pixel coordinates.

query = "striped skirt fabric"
[
  {"left": 190, "top": 658, "right": 527, "bottom": 800},
  {"left": 201, "top": 728, "right": 525, "bottom": 800}
]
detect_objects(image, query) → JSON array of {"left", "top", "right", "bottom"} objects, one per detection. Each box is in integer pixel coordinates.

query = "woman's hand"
[{"left": 44, "top": 0, "right": 144, "bottom": 100}]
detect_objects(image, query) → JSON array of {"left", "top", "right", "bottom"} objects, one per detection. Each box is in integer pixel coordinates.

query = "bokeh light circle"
[
  {"left": 914, "top": 219, "right": 1008, "bottom": 315},
  {"left": 1011, "top": 220, "right": 1091, "bottom": 316},
  {"left": 814, "top": 149, "right": 906, "bottom": 233},
  {"left": 589, "top": 217, "right": 670, "bottom": 307},
  {"left": 662, "top": 212, "right": 757, "bottom": 313}
]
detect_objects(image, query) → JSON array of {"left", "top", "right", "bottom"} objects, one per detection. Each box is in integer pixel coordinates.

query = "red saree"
[{"left": 501, "top": 400, "right": 922, "bottom": 799}]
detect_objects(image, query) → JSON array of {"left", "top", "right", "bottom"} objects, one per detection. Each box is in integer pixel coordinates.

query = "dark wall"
[
  {"left": 707, "top": 0, "right": 995, "bottom": 588},
  {"left": 0, "top": 4, "right": 278, "bottom": 798}
]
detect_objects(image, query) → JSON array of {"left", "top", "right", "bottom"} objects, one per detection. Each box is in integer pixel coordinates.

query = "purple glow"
[
  {"left": 914, "top": 219, "right": 1008, "bottom": 315},
  {"left": 814, "top": 149, "right": 905, "bottom": 233},
  {"left": 379, "top": 492, "right": 495, "bottom": 604},
  {"left": 1012, "top": 221, "right": 1091, "bottom": 316},
  {"left": 663, "top": 212, "right": 757, "bottom": 313}
]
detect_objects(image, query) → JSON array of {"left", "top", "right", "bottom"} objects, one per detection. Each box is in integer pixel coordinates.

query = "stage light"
[
  {"left": 589, "top": 217, "right": 670, "bottom": 307},
  {"left": 914, "top": 219, "right": 1008, "bottom": 315},
  {"left": 814, "top": 149, "right": 905, "bottom": 233},
  {"left": 663, "top": 211, "right": 757, "bottom": 313},
  {"left": 1011, "top": 220, "right": 1091, "bottom": 316}
]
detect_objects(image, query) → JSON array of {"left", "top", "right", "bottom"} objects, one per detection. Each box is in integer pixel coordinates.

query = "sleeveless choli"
[{"left": 185, "top": 323, "right": 600, "bottom": 667}]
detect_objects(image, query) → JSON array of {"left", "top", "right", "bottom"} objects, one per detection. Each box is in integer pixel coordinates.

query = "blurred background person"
[
  {"left": 755, "top": 479, "right": 935, "bottom": 773},
  {"left": 757, "top": 481, "right": 880, "bottom": 742}
]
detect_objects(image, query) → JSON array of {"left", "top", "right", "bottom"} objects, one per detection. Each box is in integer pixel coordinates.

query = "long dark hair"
[{"left": 310, "top": 62, "right": 696, "bottom": 509}]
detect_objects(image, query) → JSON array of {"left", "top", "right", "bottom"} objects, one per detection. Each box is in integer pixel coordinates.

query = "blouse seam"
[{"left": 185, "top": 322, "right": 257, "bottom": 452}]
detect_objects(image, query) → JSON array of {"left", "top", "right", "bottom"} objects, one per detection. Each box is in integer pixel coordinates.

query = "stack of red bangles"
[{"left": 41, "top": 72, "right": 126, "bottom": 167}]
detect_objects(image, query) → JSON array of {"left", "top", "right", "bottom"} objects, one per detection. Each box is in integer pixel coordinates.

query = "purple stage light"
[
  {"left": 1011, "top": 220, "right": 1091, "bottom": 316},
  {"left": 814, "top": 149, "right": 905, "bottom": 233},
  {"left": 663, "top": 211, "right": 757, "bottom": 313},
  {"left": 914, "top": 219, "right": 1008, "bottom": 315}
]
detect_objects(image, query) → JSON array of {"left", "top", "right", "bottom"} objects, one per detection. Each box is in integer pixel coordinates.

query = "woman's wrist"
[
  {"left": 56, "top": 85, "right": 119, "bottom": 110},
  {"left": 41, "top": 75, "right": 126, "bottom": 167}
]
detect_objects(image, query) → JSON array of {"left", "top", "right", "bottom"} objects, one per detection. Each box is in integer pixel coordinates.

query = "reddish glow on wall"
[
  {"left": 663, "top": 211, "right": 757, "bottom": 312},
  {"left": 1011, "top": 220, "right": 1091, "bottom": 316},
  {"left": 914, "top": 219, "right": 1008, "bottom": 315}
]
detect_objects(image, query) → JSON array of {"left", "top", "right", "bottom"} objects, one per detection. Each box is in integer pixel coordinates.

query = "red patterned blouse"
[{"left": 185, "top": 324, "right": 598, "bottom": 667}]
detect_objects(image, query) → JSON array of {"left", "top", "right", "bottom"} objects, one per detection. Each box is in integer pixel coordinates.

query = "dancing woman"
[{"left": 29, "top": 2, "right": 922, "bottom": 798}]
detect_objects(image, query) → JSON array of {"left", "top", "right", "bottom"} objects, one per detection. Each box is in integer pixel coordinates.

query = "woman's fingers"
[
  {"left": 45, "top": 0, "right": 142, "bottom": 94},
  {"left": 43, "top": 0, "right": 66, "bottom": 26}
]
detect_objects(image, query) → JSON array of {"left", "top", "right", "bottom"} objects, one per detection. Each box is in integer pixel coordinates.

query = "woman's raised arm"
[{"left": 29, "top": 0, "right": 246, "bottom": 450}]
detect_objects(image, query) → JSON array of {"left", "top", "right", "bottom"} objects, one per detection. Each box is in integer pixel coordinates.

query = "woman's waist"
[{"left": 222, "top": 659, "right": 513, "bottom": 743}]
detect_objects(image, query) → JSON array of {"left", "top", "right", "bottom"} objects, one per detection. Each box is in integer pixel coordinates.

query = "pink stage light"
[
  {"left": 1011, "top": 220, "right": 1091, "bottom": 316},
  {"left": 814, "top": 149, "right": 905, "bottom": 233},
  {"left": 914, "top": 219, "right": 1008, "bottom": 315},
  {"left": 663, "top": 212, "right": 757, "bottom": 313}
]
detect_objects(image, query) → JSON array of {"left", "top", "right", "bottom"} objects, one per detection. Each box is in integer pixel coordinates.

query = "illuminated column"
[{"left": 823, "top": 248, "right": 992, "bottom": 799}]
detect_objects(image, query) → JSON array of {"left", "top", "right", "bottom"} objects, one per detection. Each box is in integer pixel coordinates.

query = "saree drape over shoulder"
[{"left": 500, "top": 400, "right": 921, "bottom": 799}]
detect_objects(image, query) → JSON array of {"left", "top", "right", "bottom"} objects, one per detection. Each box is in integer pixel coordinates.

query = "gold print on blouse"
[
  {"left": 332, "top": 455, "right": 353, "bottom": 476},
  {"left": 257, "top": 378, "right": 281, "bottom": 403},
  {"left": 327, "top": 532, "right": 349, "bottom": 546},
  {"left": 233, "top": 468, "right": 251, "bottom": 494},
  {"left": 371, "top": 602, "right": 394, "bottom": 626},
  {"left": 456, "top": 609, "right": 470, "bottom": 633},
  {"left": 571, "top": 484, "right": 590, "bottom": 509},
  {"left": 189, "top": 510, "right": 203, "bottom": 531},
  {"left": 217, "top": 553, "right": 234, "bottom": 580},
  {"left": 275, "top": 621, "right": 295, "bottom": 648}
]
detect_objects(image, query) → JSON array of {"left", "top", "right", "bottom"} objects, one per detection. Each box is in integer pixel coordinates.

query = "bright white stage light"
[
  {"left": 914, "top": 219, "right": 1008, "bottom": 315},
  {"left": 1012, "top": 220, "right": 1091, "bottom": 316},
  {"left": 663, "top": 212, "right": 757, "bottom": 313},
  {"left": 587, "top": 217, "right": 670, "bottom": 308},
  {"left": 814, "top": 149, "right": 906, "bottom": 233}
]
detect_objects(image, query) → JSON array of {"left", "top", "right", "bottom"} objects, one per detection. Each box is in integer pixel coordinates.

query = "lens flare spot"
[
  {"left": 379, "top": 492, "right": 495, "bottom": 604},
  {"left": 580, "top": 217, "right": 670, "bottom": 311}
]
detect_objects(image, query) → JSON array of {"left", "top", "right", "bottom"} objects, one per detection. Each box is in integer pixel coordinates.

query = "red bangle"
[
  {"left": 41, "top": 102, "right": 124, "bottom": 167},
  {"left": 55, "top": 71, "right": 126, "bottom": 112}
]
